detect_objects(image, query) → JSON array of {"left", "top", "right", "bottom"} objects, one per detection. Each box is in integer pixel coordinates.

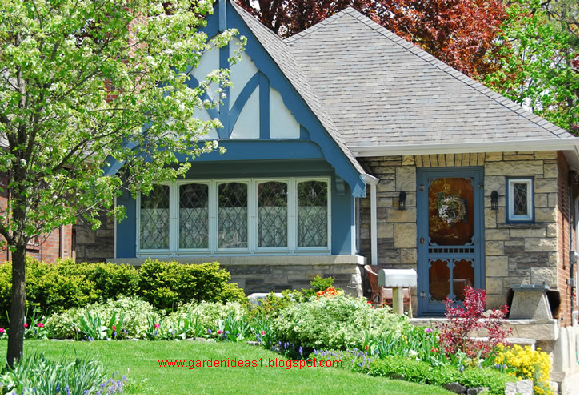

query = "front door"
[{"left": 417, "top": 168, "right": 485, "bottom": 316}]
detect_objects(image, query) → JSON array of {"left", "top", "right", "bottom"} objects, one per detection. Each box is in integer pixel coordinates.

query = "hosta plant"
[{"left": 272, "top": 295, "right": 406, "bottom": 351}]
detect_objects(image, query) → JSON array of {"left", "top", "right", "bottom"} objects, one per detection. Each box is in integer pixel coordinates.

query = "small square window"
[{"left": 507, "top": 178, "right": 534, "bottom": 222}]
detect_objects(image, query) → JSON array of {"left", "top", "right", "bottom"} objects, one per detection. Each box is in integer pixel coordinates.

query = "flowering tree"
[{"left": 0, "top": 0, "right": 238, "bottom": 366}]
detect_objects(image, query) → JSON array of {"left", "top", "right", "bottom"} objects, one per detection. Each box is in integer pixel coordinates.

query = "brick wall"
[
  {"left": 0, "top": 194, "right": 74, "bottom": 263},
  {"left": 557, "top": 152, "right": 574, "bottom": 327}
]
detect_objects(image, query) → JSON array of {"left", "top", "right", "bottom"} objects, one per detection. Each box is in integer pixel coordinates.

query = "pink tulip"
[{"left": 23, "top": 323, "right": 29, "bottom": 328}]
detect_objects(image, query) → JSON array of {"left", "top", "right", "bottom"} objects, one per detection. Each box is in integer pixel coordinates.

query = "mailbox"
[{"left": 378, "top": 269, "right": 417, "bottom": 288}]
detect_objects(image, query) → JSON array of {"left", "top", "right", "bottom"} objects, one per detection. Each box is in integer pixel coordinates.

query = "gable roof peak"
[{"left": 285, "top": 7, "right": 356, "bottom": 44}]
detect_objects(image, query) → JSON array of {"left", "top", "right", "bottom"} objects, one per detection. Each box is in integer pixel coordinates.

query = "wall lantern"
[
  {"left": 490, "top": 191, "right": 499, "bottom": 211},
  {"left": 398, "top": 191, "right": 407, "bottom": 211}
]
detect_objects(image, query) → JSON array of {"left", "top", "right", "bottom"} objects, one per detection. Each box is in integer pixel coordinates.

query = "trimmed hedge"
[{"left": 0, "top": 258, "right": 246, "bottom": 323}]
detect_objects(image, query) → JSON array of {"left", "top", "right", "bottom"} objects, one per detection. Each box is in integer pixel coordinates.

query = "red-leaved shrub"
[{"left": 437, "top": 287, "right": 512, "bottom": 359}]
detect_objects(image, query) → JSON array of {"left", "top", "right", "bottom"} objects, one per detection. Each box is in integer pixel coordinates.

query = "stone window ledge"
[
  {"left": 107, "top": 255, "right": 366, "bottom": 267},
  {"left": 497, "top": 223, "right": 545, "bottom": 229}
]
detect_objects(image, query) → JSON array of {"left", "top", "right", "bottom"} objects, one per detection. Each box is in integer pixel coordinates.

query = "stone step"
[{"left": 470, "top": 336, "right": 536, "bottom": 349}]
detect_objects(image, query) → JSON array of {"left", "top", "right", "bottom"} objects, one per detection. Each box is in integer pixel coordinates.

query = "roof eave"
[{"left": 352, "top": 138, "right": 579, "bottom": 157}]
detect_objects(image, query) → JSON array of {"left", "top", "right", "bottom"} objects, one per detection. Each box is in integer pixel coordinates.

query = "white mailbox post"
[{"left": 378, "top": 269, "right": 417, "bottom": 315}]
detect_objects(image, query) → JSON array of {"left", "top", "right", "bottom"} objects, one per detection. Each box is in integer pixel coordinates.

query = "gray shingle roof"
[
  {"left": 230, "top": 1, "right": 367, "bottom": 176},
  {"left": 286, "top": 8, "right": 575, "bottom": 148}
]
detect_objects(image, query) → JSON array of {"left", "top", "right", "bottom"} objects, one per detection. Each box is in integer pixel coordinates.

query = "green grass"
[{"left": 0, "top": 340, "right": 452, "bottom": 394}]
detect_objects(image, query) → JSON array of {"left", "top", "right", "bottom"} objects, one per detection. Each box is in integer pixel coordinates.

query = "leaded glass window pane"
[
  {"left": 513, "top": 183, "right": 528, "bottom": 216},
  {"left": 298, "top": 181, "right": 328, "bottom": 248},
  {"left": 179, "top": 183, "right": 209, "bottom": 249},
  {"left": 140, "top": 185, "right": 170, "bottom": 249},
  {"left": 258, "top": 182, "right": 288, "bottom": 248},
  {"left": 218, "top": 183, "right": 248, "bottom": 248}
]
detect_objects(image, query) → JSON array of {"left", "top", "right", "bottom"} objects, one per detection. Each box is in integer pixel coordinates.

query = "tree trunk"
[{"left": 6, "top": 244, "right": 26, "bottom": 368}]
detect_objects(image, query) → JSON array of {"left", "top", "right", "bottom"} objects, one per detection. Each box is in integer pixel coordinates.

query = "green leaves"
[
  {"left": 485, "top": 0, "right": 579, "bottom": 133},
  {"left": 0, "top": 0, "right": 241, "bottom": 244}
]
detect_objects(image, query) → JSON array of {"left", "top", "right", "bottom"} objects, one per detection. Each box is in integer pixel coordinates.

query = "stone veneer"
[
  {"left": 74, "top": 211, "right": 115, "bottom": 263},
  {"left": 359, "top": 151, "right": 567, "bottom": 313},
  {"left": 107, "top": 255, "right": 365, "bottom": 297}
]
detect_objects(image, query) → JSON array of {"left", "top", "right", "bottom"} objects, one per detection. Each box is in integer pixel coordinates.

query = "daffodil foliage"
[{"left": 0, "top": 0, "right": 240, "bottom": 365}]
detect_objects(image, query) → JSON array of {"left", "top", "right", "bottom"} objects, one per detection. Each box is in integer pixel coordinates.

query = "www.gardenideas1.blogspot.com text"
[{"left": 158, "top": 358, "right": 343, "bottom": 370}]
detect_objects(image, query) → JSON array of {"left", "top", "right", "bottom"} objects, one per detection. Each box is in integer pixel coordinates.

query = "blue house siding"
[{"left": 116, "top": 189, "right": 137, "bottom": 259}]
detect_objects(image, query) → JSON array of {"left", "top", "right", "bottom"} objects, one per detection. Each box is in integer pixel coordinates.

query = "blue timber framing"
[{"left": 200, "top": 1, "right": 366, "bottom": 197}]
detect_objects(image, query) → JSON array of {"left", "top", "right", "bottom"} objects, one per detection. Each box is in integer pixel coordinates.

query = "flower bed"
[{"left": 0, "top": 280, "right": 554, "bottom": 395}]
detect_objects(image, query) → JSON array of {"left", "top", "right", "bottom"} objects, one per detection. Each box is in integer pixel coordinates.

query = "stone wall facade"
[
  {"left": 74, "top": 211, "right": 115, "bottom": 263},
  {"left": 483, "top": 151, "right": 560, "bottom": 311},
  {"left": 359, "top": 151, "right": 577, "bottom": 322}
]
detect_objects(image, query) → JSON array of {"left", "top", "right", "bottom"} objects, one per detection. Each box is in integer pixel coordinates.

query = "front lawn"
[{"left": 0, "top": 340, "right": 452, "bottom": 395}]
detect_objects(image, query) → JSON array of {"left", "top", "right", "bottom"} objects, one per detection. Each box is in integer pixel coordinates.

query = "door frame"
[{"left": 416, "top": 167, "right": 486, "bottom": 317}]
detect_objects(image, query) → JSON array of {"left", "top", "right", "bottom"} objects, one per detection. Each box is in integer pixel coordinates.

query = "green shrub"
[
  {"left": 0, "top": 258, "right": 100, "bottom": 321},
  {"left": 0, "top": 352, "right": 126, "bottom": 395},
  {"left": 248, "top": 290, "right": 305, "bottom": 321},
  {"left": 137, "top": 259, "right": 246, "bottom": 310},
  {"left": 57, "top": 260, "right": 139, "bottom": 302},
  {"left": 308, "top": 275, "right": 335, "bottom": 292},
  {"left": 0, "top": 258, "right": 245, "bottom": 324},
  {"left": 272, "top": 295, "right": 406, "bottom": 350},
  {"left": 360, "top": 356, "right": 515, "bottom": 395}
]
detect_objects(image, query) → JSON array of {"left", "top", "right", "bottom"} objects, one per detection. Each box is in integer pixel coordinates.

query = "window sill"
[{"left": 497, "top": 223, "right": 543, "bottom": 229}]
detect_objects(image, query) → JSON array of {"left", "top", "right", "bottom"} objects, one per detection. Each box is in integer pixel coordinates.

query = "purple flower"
[
  {"left": 207, "top": 329, "right": 211, "bottom": 334},
  {"left": 425, "top": 328, "right": 433, "bottom": 333}
]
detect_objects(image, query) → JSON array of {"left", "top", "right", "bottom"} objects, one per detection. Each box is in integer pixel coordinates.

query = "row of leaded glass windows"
[{"left": 139, "top": 180, "right": 329, "bottom": 251}]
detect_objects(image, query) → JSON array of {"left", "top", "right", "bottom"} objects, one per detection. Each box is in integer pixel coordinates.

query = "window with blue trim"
[
  {"left": 137, "top": 178, "right": 330, "bottom": 255},
  {"left": 507, "top": 178, "right": 534, "bottom": 222}
]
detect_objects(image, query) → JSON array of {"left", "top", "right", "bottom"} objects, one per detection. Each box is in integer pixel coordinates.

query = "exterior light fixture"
[
  {"left": 398, "top": 191, "right": 407, "bottom": 211},
  {"left": 490, "top": 191, "right": 499, "bottom": 211}
]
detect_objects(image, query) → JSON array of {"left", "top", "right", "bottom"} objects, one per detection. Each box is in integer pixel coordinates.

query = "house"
[
  {"left": 0, "top": 172, "right": 74, "bottom": 263},
  {"left": 89, "top": 1, "right": 579, "bottom": 325}
]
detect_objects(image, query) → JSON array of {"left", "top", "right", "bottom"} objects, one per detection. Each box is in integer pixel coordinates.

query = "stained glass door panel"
[
  {"left": 417, "top": 169, "right": 484, "bottom": 316},
  {"left": 428, "top": 177, "right": 474, "bottom": 246}
]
